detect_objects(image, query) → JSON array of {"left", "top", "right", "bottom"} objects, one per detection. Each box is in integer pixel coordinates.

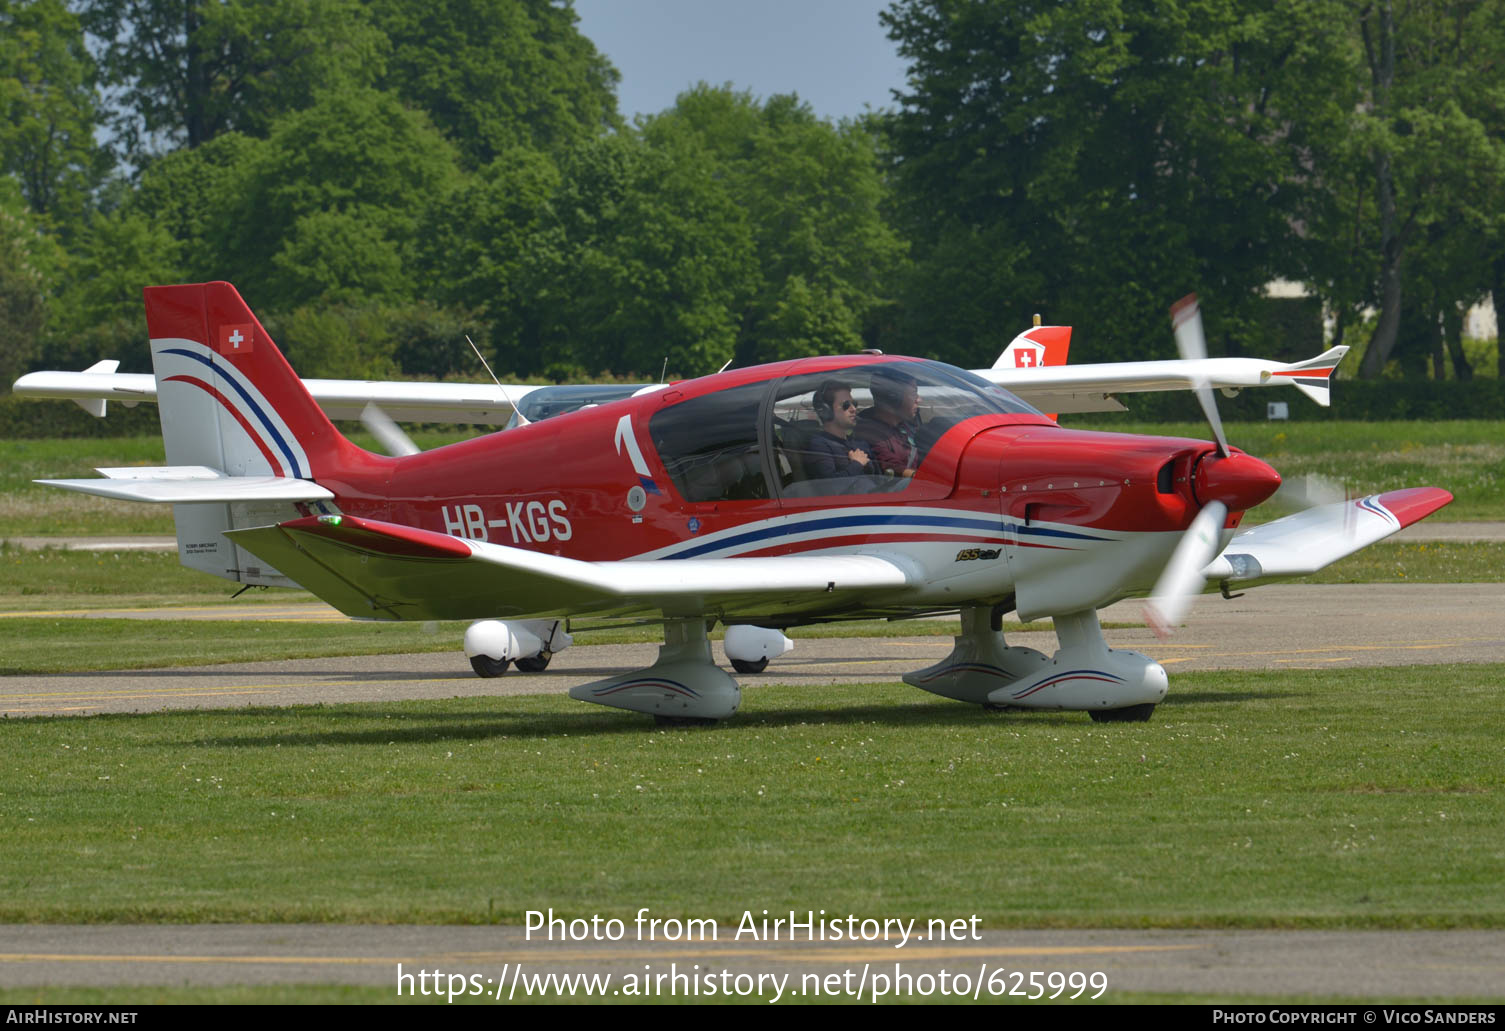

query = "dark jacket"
[{"left": 806, "top": 429, "right": 869, "bottom": 478}]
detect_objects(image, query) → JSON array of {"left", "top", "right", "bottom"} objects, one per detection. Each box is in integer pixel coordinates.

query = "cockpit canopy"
[{"left": 649, "top": 358, "right": 1044, "bottom": 503}]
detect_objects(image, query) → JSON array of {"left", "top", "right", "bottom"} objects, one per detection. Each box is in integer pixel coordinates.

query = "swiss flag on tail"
[{"left": 218, "top": 323, "right": 255, "bottom": 354}]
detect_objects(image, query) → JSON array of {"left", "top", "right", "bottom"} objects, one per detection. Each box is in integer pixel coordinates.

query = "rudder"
[
  {"left": 145, "top": 281, "right": 353, "bottom": 478},
  {"left": 143, "top": 281, "right": 367, "bottom": 586}
]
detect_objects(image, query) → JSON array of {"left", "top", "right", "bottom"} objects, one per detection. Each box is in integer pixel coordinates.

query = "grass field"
[
  {"left": 3, "top": 421, "right": 1501, "bottom": 537},
  {"left": 1, "top": 666, "right": 1500, "bottom": 927}
]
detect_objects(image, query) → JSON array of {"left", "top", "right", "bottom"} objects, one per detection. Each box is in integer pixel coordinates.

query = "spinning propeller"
[
  {"left": 360, "top": 402, "right": 420, "bottom": 457},
  {"left": 1144, "top": 295, "right": 1280, "bottom": 637}
]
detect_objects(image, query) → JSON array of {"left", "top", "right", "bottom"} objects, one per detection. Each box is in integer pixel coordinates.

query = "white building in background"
[{"left": 1265, "top": 279, "right": 1498, "bottom": 341}]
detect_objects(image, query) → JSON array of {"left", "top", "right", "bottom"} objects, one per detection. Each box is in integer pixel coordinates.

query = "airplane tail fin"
[
  {"left": 1267, "top": 345, "right": 1348, "bottom": 407},
  {"left": 144, "top": 281, "right": 365, "bottom": 479},
  {"left": 994, "top": 324, "right": 1072, "bottom": 371},
  {"left": 996, "top": 323, "right": 1072, "bottom": 421},
  {"left": 142, "top": 281, "right": 373, "bottom": 586}
]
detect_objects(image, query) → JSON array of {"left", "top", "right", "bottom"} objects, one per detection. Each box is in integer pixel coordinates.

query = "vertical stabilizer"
[
  {"left": 144, "top": 281, "right": 356, "bottom": 478},
  {"left": 142, "top": 281, "right": 368, "bottom": 585}
]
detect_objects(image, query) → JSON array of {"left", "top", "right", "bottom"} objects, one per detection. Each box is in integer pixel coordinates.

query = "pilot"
[
  {"left": 855, "top": 366, "right": 920, "bottom": 477},
  {"left": 806, "top": 381, "right": 871, "bottom": 479}
]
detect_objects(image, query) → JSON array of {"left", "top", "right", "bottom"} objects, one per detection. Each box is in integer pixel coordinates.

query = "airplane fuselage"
[{"left": 306, "top": 354, "right": 1278, "bottom": 624}]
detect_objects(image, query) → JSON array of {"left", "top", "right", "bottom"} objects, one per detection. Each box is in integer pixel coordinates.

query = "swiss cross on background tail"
[
  {"left": 218, "top": 323, "right": 255, "bottom": 354},
  {"left": 993, "top": 324, "right": 1072, "bottom": 372},
  {"left": 1012, "top": 341, "right": 1046, "bottom": 368}
]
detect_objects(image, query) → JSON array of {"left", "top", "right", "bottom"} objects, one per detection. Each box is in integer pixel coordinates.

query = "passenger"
[
  {"left": 805, "top": 381, "right": 872, "bottom": 479},
  {"left": 855, "top": 366, "right": 920, "bottom": 477}
]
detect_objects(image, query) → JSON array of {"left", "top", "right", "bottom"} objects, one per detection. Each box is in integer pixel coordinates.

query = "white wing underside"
[
  {"left": 37, "top": 465, "right": 334, "bottom": 503},
  {"left": 225, "top": 516, "right": 919, "bottom": 622},
  {"left": 1203, "top": 490, "right": 1443, "bottom": 585}
]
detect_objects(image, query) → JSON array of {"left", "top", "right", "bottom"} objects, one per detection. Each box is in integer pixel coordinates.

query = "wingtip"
[{"left": 1374, "top": 487, "right": 1454, "bottom": 529}]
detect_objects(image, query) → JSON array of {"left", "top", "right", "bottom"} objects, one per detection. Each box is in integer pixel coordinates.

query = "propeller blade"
[
  {"left": 1275, "top": 472, "right": 1350, "bottom": 510},
  {"left": 1170, "top": 294, "right": 1230, "bottom": 458},
  {"left": 1144, "top": 499, "right": 1227, "bottom": 638},
  {"left": 360, "top": 402, "right": 420, "bottom": 457}
]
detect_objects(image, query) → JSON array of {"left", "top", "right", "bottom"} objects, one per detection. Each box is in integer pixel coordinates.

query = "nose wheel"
[{"left": 470, "top": 655, "right": 510, "bottom": 678}]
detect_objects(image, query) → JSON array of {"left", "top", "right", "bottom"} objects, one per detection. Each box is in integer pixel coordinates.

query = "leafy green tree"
[
  {"left": 368, "top": 0, "right": 620, "bottom": 167},
  {"left": 417, "top": 146, "right": 560, "bottom": 327},
  {"left": 642, "top": 87, "right": 905, "bottom": 364},
  {"left": 881, "top": 0, "right": 1356, "bottom": 365},
  {"left": 0, "top": 181, "right": 65, "bottom": 386},
  {"left": 1342, "top": 0, "right": 1505, "bottom": 378},
  {"left": 210, "top": 90, "right": 465, "bottom": 309},
  {"left": 55, "top": 208, "right": 180, "bottom": 327},
  {"left": 512, "top": 132, "right": 757, "bottom": 378},
  {"left": 128, "top": 131, "right": 264, "bottom": 281},
  {"left": 263, "top": 301, "right": 399, "bottom": 379},
  {"left": 81, "top": 0, "right": 384, "bottom": 158},
  {"left": 0, "top": 0, "right": 108, "bottom": 221}
]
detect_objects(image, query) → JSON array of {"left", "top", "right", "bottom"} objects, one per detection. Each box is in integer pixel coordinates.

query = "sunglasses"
[{"left": 838, "top": 400, "right": 857, "bottom": 411}]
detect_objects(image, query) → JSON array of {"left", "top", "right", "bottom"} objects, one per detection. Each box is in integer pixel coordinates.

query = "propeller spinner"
[{"left": 1145, "top": 295, "right": 1280, "bottom": 637}]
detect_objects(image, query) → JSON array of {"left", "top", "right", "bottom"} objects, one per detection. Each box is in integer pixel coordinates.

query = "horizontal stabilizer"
[
  {"left": 37, "top": 467, "right": 334, "bottom": 504},
  {"left": 1265, "top": 346, "right": 1346, "bottom": 407},
  {"left": 228, "top": 514, "right": 917, "bottom": 622},
  {"left": 1203, "top": 487, "right": 1453, "bottom": 584}
]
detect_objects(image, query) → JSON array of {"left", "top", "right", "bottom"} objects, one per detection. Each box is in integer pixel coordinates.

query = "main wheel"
[
  {"left": 731, "top": 656, "right": 769, "bottom": 675},
  {"left": 1089, "top": 703, "right": 1156, "bottom": 723},
  {"left": 469, "top": 654, "right": 510, "bottom": 678},
  {"left": 514, "top": 653, "right": 552, "bottom": 673}
]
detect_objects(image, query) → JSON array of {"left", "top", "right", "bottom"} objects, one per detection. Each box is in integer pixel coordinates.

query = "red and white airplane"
[{"left": 24, "top": 282, "right": 1450, "bottom": 723}]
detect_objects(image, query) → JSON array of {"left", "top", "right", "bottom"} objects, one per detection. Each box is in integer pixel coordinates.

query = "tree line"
[{"left": 3, "top": 0, "right": 1502, "bottom": 392}]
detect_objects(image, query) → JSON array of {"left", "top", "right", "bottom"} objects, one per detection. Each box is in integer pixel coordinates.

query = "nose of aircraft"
[{"left": 1192, "top": 450, "right": 1282, "bottom": 512}]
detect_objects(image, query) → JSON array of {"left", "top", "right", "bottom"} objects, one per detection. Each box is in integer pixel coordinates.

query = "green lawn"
[{"left": 1, "top": 665, "right": 1500, "bottom": 928}]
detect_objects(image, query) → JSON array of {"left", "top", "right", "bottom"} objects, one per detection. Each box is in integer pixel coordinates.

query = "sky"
[{"left": 571, "top": 0, "right": 910, "bottom": 122}]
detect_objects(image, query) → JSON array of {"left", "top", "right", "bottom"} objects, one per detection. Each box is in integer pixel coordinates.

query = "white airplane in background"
[{"left": 13, "top": 318, "right": 1345, "bottom": 429}]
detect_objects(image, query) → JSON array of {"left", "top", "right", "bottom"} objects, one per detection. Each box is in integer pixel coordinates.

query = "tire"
[
  {"left": 731, "top": 656, "right": 769, "bottom": 675},
  {"left": 514, "top": 653, "right": 552, "bottom": 673},
  {"left": 469, "top": 654, "right": 510, "bottom": 678},
  {"left": 1089, "top": 703, "right": 1156, "bottom": 723}
]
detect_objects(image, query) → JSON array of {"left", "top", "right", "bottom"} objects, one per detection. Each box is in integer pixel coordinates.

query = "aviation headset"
[{"left": 814, "top": 380, "right": 850, "bottom": 424}]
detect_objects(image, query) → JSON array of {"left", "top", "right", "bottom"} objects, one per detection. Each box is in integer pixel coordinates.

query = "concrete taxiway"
[
  {"left": 1, "top": 583, "right": 1501, "bottom": 717},
  {"left": 1, "top": 924, "right": 1501, "bottom": 999}
]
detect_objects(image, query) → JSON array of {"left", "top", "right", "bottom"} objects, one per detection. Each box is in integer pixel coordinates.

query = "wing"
[
  {"left": 226, "top": 514, "right": 918, "bottom": 622},
  {"left": 16, "top": 348, "right": 1344, "bottom": 425},
  {"left": 12, "top": 368, "right": 546, "bottom": 426},
  {"left": 1203, "top": 487, "right": 1453, "bottom": 586},
  {"left": 36, "top": 465, "right": 334, "bottom": 503},
  {"left": 979, "top": 346, "right": 1348, "bottom": 414}
]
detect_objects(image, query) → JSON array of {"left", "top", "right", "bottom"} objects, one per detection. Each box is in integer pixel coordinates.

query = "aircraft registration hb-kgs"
[{"left": 18, "top": 282, "right": 1452, "bottom": 724}]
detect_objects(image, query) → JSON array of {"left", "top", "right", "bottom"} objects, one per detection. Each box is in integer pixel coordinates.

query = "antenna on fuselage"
[{"left": 467, "top": 334, "right": 529, "bottom": 427}]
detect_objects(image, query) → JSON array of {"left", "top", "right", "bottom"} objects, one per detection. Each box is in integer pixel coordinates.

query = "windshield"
[
  {"left": 770, "top": 359, "right": 1041, "bottom": 498},
  {"left": 648, "top": 358, "right": 1044, "bottom": 504}
]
